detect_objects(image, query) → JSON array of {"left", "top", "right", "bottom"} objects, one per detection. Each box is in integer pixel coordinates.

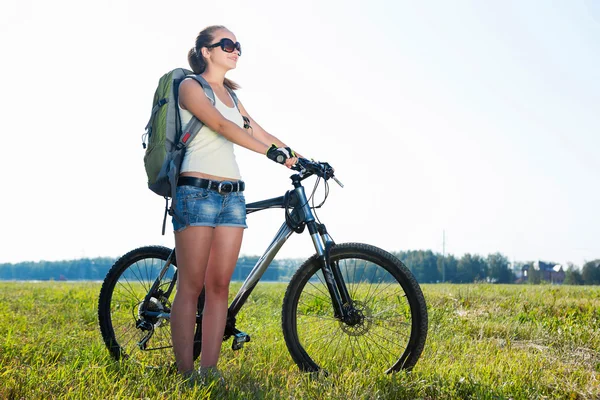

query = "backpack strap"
[
  {"left": 185, "top": 75, "right": 240, "bottom": 110},
  {"left": 188, "top": 75, "right": 216, "bottom": 105},
  {"left": 174, "top": 75, "right": 215, "bottom": 151},
  {"left": 144, "top": 98, "right": 167, "bottom": 134},
  {"left": 175, "top": 75, "right": 249, "bottom": 150}
]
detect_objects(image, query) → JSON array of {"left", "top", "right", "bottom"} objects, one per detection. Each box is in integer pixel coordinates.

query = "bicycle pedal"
[{"left": 232, "top": 331, "right": 251, "bottom": 351}]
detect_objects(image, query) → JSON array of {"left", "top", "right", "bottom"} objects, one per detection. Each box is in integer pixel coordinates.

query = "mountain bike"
[{"left": 98, "top": 158, "right": 428, "bottom": 374}]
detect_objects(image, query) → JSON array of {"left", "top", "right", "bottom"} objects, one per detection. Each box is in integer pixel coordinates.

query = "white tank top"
[{"left": 179, "top": 81, "right": 244, "bottom": 180}]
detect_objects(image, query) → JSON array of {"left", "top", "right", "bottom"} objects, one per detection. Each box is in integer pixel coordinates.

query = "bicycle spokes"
[
  {"left": 98, "top": 247, "right": 204, "bottom": 368},
  {"left": 289, "top": 250, "right": 419, "bottom": 374}
]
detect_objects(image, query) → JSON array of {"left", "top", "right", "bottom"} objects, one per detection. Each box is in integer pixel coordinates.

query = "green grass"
[{"left": 1, "top": 282, "right": 599, "bottom": 399}]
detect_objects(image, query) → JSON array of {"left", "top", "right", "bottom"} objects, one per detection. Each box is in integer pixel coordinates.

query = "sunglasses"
[{"left": 206, "top": 38, "right": 242, "bottom": 56}]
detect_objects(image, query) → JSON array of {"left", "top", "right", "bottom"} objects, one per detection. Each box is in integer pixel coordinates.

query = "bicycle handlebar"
[{"left": 291, "top": 158, "right": 344, "bottom": 187}]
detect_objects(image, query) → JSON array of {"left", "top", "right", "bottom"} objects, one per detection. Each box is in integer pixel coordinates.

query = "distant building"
[
  {"left": 521, "top": 261, "right": 565, "bottom": 284},
  {"left": 512, "top": 264, "right": 523, "bottom": 279}
]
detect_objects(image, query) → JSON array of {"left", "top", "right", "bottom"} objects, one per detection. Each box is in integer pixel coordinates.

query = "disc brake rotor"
[{"left": 339, "top": 300, "right": 372, "bottom": 336}]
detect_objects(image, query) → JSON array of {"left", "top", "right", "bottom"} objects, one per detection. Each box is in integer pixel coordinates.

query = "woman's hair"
[{"left": 188, "top": 25, "right": 240, "bottom": 91}]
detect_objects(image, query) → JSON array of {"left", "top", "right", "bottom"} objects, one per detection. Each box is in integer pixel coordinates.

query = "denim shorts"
[{"left": 172, "top": 185, "right": 247, "bottom": 232}]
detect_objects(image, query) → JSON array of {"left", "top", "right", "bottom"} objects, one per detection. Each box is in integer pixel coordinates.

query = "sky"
[{"left": 1, "top": 0, "right": 599, "bottom": 268}]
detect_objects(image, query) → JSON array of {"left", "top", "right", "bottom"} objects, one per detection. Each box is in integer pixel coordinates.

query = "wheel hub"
[
  {"left": 137, "top": 297, "right": 166, "bottom": 328},
  {"left": 339, "top": 301, "right": 372, "bottom": 336}
]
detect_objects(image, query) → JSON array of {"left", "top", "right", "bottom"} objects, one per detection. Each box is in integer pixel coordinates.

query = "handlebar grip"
[
  {"left": 293, "top": 158, "right": 335, "bottom": 179},
  {"left": 291, "top": 158, "right": 310, "bottom": 172}
]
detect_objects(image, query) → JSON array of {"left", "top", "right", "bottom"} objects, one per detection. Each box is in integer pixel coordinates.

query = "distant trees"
[
  {"left": 487, "top": 253, "right": 513, "bottom": 283},
  {"left": 392, "top": 252, "right": 597, "bottom": 286},
  {"left": 581, "top": 260, "right": 600, "bottom": 285},
  {"left": 564, "top": 263, "right": 584, "bottom": 285},
  {"left": 1, "top": 254, "right": 598, "bottom": 285},
  {"left": 234, "top": 256, "right": 298, "bottom": 282},
  {"left": 0, "top": 258, "right": 115, "bottom": 281},
  {"left": 392, "top": 250, "right": 515, "bottom": 284},
  {"left": 456, "top": 254, "right": 488, "bottom": 283},
  {"left": 438, "top": 254, "right": 458, "bottom": 283},
  {"left": 397, "top": 250, "right": 439, "bottom": 283}
]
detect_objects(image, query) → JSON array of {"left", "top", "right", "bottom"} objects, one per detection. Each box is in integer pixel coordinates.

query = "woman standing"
[{"left": 170, "top": 25, "right": 299, "bottom": 382}]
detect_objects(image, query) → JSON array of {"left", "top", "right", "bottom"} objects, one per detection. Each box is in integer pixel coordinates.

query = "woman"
[{"left": 170, "top": 25, "right": 299, "bottom": 383}]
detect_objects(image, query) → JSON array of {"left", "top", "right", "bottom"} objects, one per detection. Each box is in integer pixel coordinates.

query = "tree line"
[
  {"left": 392, "top": 250, "right": 515, "bottom": 283},
  {"left": 562, "top": 262, "right": 600, "bottom": 285},
  {"left": 392, "top": 250, "right": 600, "bottom": 285},
  {"left": 1, "top": 251, "right": 599, "bottom": 285},
  {"left": 0, "top": 256, "right": 299, "bottom": 282}
]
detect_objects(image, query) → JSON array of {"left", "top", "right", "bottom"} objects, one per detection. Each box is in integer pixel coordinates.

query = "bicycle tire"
[
  {"left": 281, "top": 243, "right": 428, "bottom": 374},
  {"left": 98, "top": 245, "right": 203, "bottom": 367}
]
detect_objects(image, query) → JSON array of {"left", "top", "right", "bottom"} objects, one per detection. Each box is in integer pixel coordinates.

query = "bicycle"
[{"left": 98, "top": 158, "right": 428, "bottom": 375}]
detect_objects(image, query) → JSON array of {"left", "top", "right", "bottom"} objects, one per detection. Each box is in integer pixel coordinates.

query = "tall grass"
[{"left": 1, "top": 282, "right": 598, "bottom": 399}]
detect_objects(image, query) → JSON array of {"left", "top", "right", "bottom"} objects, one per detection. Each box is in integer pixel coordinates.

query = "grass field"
[{"left": 1, "top": 282, "right": 598, "bottom": 399}]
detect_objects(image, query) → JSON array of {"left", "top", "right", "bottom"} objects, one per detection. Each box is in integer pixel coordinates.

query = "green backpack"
[{"left": 142, "top": 68, "right": 242, "bottom": 234}]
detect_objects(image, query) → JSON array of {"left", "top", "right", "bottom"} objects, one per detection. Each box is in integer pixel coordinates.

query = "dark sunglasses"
[{"left": 206, "top": 38, "right": 242, "bottom": 55}]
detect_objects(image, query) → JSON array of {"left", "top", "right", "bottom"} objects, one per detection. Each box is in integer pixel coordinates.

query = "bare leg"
[
  {"left": 200, "top": 226, "right": 244, "bottom": 367},
  {"left": 171, "top": 226, "right": 214, "bottom": 374}
]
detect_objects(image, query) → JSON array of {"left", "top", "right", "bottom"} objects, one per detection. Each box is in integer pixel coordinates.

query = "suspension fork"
[
  {"left": 293, "top": 182, "right": 353, "bottom": 320},
  {"left": 318, "top": 223, "right": 353, "bottom": 307},
  {"left": 307, "top": 221, "right": 353, "bottom": 320}
]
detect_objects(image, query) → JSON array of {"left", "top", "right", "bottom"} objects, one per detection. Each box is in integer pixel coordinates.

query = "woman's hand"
[
  {"left": 284, "top": 157, "right": 298, "bottom": 168},
  {"left": 266, "top": 145, "right": 301, "bottom": 168}
]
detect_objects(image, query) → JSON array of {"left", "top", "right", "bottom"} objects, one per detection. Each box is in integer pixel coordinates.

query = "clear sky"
[{"left": 1, "top": 0, "right": 598, "bottom": 268}]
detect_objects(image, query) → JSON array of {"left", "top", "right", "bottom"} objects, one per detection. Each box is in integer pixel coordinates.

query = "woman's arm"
[
  {"left": 237, "top": 99, "right": 303, "bottom": 160},
  {"left": 179, "top": 79, "right": 270, "bottom": 155}
]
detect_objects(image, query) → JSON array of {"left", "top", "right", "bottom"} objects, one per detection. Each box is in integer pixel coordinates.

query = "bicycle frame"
[{"left": 141, "top": 174, "right": 354, "bottom": 329}]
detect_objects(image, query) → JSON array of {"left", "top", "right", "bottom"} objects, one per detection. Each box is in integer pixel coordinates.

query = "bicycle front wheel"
[
  {"left": 282, "top": 243, "right": 428, "bottom": 374},
  {"left": 97, "top": 246, "right": 203, "bottom": 368}
]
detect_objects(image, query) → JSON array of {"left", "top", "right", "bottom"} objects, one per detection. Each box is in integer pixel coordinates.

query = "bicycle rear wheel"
[
  {"left": 97, "top": 246, "right": 203, "bottom": 368},
  {"left": 282, "top": 243, "right": 428, "bottom": 374}
]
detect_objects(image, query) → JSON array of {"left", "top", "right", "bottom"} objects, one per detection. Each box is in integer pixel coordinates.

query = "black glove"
[{"left": 266, "top": 144, "right": 296, "bottom": 164}]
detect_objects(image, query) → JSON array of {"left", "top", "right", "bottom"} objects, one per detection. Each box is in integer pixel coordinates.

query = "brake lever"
[
  {"left": 332, "top": 176, "right": 344, "bottom": 188},
  {"left": 320, "top": 162, "right": 344, "bottom": 188},
  {"left": 293, "top": 159, "right": 343, "bottom": 187}
]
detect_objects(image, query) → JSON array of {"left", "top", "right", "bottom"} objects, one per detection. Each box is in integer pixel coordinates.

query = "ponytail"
[
  {"left": 224, "top": 78, "right": 240, "bottom": 91},
  {"left": 187, "top": 47, "right": 206, "bottom": 74}
]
